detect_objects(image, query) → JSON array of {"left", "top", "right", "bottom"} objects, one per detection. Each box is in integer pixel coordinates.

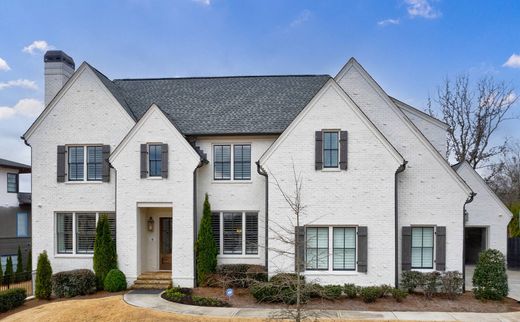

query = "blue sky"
[{"left": 1, "top": 0, "right": 519, "bottom": 190}]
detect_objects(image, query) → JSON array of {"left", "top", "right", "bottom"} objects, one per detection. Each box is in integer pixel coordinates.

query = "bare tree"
[
  {"left": 433, "top": 75, "right": 517, "bottom": 170},
  {"left": 487, "top": 141, "right": 520, "bottom": 207}
]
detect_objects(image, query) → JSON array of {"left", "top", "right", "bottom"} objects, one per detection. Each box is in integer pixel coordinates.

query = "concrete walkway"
[
  {"left": 465, "top": 265, "right": 520, "bottom": 301},
  {"left": 124, "top": 290, "right": 520, "bottom": 321}
]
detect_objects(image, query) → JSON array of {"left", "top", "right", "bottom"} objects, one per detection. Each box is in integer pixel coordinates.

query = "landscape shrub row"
[
  {"left": 204, "top": 264, "right": 267, "bottom": 288},
  {"left": 401, "top": 270, "right": 464, "bottom": 300},
  {"left": 0, "top": 288, "right": 26, "bottom": 312},
  {"left": 162, "top": 286, "right": 229, "bottom": 307}
]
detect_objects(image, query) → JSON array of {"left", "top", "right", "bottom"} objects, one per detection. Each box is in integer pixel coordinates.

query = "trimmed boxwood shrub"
[
  {"left": 400, "top": 271, "right": 423, "bottom": 293},
  {"left": 343, "top": 283, "right": 358, "bottom": 299},
  {"left": 250, "top": 275, "right": 309, "bottom": 305},
  {"left": 359, "top": 286, "right": 381, "bottom": 303},
  {"left": 472, "top": 249, "right": 508, "bottom": 300},
  {"left": 441, "top": 271, "right": 464, "bottom": 300},
  {"left": 35, "top": 251, "right": 52, "bottom": 300},
  {"left": 422, "top": 271, "right": 441, "bottom": 299},
  {"left": 391, "top": 288, "right": 408, "bottom": 302},
  {"left": 104, "top": 269, "right": 127, "bottom": 292},
  {"left": 322, "top": 285, "right": 343, "bottom": 300},
  {"left": 0, "top": 288, "right": 26, "bottom": 312},
  {"left": 162, "top": 287, "right": 229, "bottom": 307},
  {"left": 52, "top": 269, "right": 96, "bottom": 298}
]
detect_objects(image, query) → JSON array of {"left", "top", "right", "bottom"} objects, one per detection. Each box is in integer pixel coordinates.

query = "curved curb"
[{"left": 123, "top": 291, "right": 520, "bottom": 321}]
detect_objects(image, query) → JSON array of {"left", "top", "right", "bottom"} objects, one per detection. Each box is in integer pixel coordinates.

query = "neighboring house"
[
  {"left": 22, "top": 50, "right": 510, "bottom": 288},
  {"left": 0, "top": 159, "right": 31, "bottom": 273},
  {"left": 452, "top": 161, "right": 513, "bottom": 264}
]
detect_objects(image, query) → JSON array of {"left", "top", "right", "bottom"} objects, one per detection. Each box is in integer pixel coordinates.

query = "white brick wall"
[
  {"left": 26, "top": 65, "right": 135, "bottom": 273},
  {"left": 262, "top": 82, "right": 403, "bottom": 286},
  {"left": 336, "top": 63, "right": 469, "bottom": 276},
  {"left": 456, "top": 163, "right": 511, "bottom": 256}
]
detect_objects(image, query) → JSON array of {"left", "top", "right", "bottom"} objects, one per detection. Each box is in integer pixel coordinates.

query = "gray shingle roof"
[
  {"left": 0, "top": 158, "right": 31, "bottom": 173},
  {"left": 93, "top": 69, "right": 330, "bottom": 135}
]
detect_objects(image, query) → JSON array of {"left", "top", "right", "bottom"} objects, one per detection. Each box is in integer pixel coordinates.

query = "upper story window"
[
  {"left": 411, "top": 227, "right": 434, "bottom": 269},
  {"left": 213, "top": 144, "right": 251, "bottom": 181},
  {"left": 68, "top": 145, "right": 103, "bottom": 181},
  {"left": 323, "top": 131, "right": 339, "bottom": 168},
  {"left": 148, "top": 144, "right": 162, "bottom": 177},
  {"left": 7, "top": 173, "right": 18, "bottom": 193}
]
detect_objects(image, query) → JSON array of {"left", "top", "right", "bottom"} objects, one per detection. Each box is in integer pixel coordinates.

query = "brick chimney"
[{"left": 44, "top": 50, "right": 75, "bottom": 106}]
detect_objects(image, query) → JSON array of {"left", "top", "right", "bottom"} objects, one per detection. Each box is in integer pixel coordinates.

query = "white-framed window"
[
  {"left": 213, "top": 144, "right": 251, "bottom": 181},
  {"left": 67, "top": 145, "right": 103, "bottom": 181},
  {"left": 411, "top": 227, "right": 434, "bottom": 269},
  {"left": 306, "top": 226, "right": 357, "bottom": 271},
  {"left": 211, "top": 211, "right": 258, "bottom": 255},
  {"left": 56, "top": 212, "right": 116, "bottom": 255},
  {"left": 322, "top": 131, "right": 339, "bottom": 168},
  {"left": 16, "top": 212, "right": 29, "bottom": 237}
]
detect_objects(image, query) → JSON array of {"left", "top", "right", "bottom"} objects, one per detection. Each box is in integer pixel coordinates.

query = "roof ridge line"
[{"left": 113, "top": 74, "right": 332, "bottom": 81}]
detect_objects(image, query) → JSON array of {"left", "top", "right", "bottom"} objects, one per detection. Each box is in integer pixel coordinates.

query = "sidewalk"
[{"left": 124, "top": 290, "right": 520, "bottom": 321}]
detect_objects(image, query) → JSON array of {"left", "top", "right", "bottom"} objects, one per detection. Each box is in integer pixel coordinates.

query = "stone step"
[
  {"left": 134, "top": 279, "right": 171, "bottom": 285},
  {"left": 131, "top": 283, "right": 170, "bottom": 290}
]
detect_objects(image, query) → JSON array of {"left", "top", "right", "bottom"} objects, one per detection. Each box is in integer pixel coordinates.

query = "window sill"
[
  {"left": 146, "top": 177, "right": 164, "bottom": 180},
  {"left": 218, "top": 255, "right": 260, "bottom": 259},
  {"left": 211, "top": 180, "right": 253, "bottom": 184},
  {"left": 54, "top": 254, "right": 94, "bottom": 258},
  {"left": 65, "top": 181, "right": 103, "bottom": 184},
  {"left": 321, "top": 168, "right": 341, "bottom": 172},
  {"left": 304, "top": 270, "right": 359, "bottom": 276}
]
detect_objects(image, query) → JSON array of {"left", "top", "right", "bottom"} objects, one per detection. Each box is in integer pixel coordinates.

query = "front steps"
[{"left": 132, "top": 271, "right": 172, "bottom": 290}]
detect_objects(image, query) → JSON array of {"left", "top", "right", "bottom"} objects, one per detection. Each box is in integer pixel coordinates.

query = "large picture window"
[
  {"left": 411, "top": 227, "right": 434, "bottom": 269},
  {"left": 323, "top": 131, "right": 339, "bottom": 168},
  {"left": 212, "top": 211, "right": 258, "bottom": 256},
  {"left": 213, "top": 144, "right": 251, "bottom": 181},
  {"left": 56, "top": 212, "right": 116, "bottom": 255},
  {"left": 306, "top": 226, "right": 358, "bottom": 271},
  {"left": 148, "top": 144, "right": 162, "bottom": 177}
]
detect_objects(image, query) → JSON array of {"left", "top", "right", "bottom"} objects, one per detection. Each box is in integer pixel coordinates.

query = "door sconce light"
[{"left": 148, "top": 217, "right": 154, "bottom": 232}]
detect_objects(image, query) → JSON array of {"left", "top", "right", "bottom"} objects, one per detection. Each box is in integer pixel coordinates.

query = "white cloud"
[
  {"left": 0, "top": 58, "right": 10, "bottom": 71},
  {"left": 22, "top": 40, "right": 54, "bottom": 55},
  {"left": 503, "top": 54, "right": 520, "bottom": 69},
  {"left": 290, "top": 9, "right": 312, "bottom": 28},
  {"left": 405, "top": 0, "right": 441, "bottom": 19},
  {"left": 192, "top": 0, "right": 211, "bottom": 5},
  {"left": 0, "top": 98, "right": 44, "bottom": 120},
  {"left": 0, "top": 79, "right": 38, "bottom": 91},
  {"left": 378, "top": 18, "right": 400, "bottom": 26}
]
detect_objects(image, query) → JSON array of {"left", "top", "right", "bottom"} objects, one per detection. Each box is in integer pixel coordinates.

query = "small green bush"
[
  {"left": 216, "top": 264, "right": 267, "bottom": 287},
  {"left": 322, "top": 285, "right": 343, "bottom": 300},
  {"left": 192, "top": 295, "right": 229, "bottom": 307},
  {"left": 400, "top": 271, "right": 423, "bottom": 292},
  {"left": 270, "top": 273, "right": 305, "bottom": 284},
  {"left": 52, "top": 269, "right": 96, "bottom": 298},
  {"left": 250, "top": 280, "right": 310, "bottom": 305},
  {"left": 104, "top": 269, "right": 127, "bottom": 292},
  {"left": 441, "top": 271, "right": 463, "bottom": 300},
  {"left": 35, "top": 251, "right": 52, "bottom": 300},
  {"left": 359, "top": 286, "right": 381, "bottom": 303},
  {"left": 307, "top": 283, "right": 323, "bottom": 298},
  {"left": 343, "top": 283, "right": 358, "bottom": 299},
  {"left": 379, "top": 284, "right": 393, "bottom": 297},
  {"left": 422, "top": 272, "right": 441, "bottom": 299},
  {"left": 391, "top": 288, "right": 408, "bottom": 302},
  {"left": 472, "top": 249, "right": 508, "bottom": 300},
  {"left": 162, "top": 287, "right": 229, "bottom": 307},
  {"left": 0, "top": 288, "right": 26, "bottom": 312}
]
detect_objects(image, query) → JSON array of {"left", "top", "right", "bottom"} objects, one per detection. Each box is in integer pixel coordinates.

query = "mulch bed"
[
  {"left": 193, "top": 287, "right": 520, "bottom": 313},
  {"left": 0, "top": 290, "right": 125, "bottom": 320}
]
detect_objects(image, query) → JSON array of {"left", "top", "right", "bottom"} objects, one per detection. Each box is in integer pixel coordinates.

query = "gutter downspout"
[
  {"left": 395, "top": 161, "right": 407, "bottom": 288},
  {"left": 21, "top": 137, "right": 35, "bottom": 292},
  {"left": 462, "top": 192, "right": 476, "bottom": 292},
  {"left": 193, "top": 160, "right": 205, "bottom": 287},
  {"left": 256, "top": 161, "right": 269, "bottom": 272}
]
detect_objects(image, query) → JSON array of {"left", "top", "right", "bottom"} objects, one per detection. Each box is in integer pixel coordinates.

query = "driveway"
[{"left": 466, "top": 265, "right": 520, "bottom": 301}]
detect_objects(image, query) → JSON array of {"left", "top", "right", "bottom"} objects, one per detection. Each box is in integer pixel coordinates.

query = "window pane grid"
[
  {"left": 333, "top": 227, "right": 356, "bottom": 270},
  {"left": 87, "top": 146, "right": 103, "bottom": 181},
  {"left": 233, "top": 144, "right": 251, "bottom": 180},
  {"left": 76, "top": 213, "right": 96, "bottom": 254},
  {"left": 149, "top": 145, "right": 162, "bottom": 177},
  {"left": 7, "top": 173, "right": 17, "bottom": 193},
  {"left": 323, "top": 132, "right": 339, "bottom": 168},
  {"left": 68, "top": 147, "right": 84, "bottom": 181},
  {"left": 57, "top": 213, "right": 73, "bottom": 254},
  {"left": 214, "top": 145, "right": 231, "bottom": 180},
  {"left": 306, "top": 227, "right": 329, "bottom": 270},
  {"left": 223, "top": 212, "right": 242, "bottom": 254},
  {"left": 245, "top": 213, "right": 258, "bottom": 254},
  {"left": 411, "top": 227, "right": 434, "bottom": 269}
]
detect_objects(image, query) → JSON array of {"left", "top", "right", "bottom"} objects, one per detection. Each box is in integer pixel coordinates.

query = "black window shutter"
[
  {"left": 402, "top": 226, "right": 412, "bottom": 271},
  {"left": 140, "top": 144, "right": 148, "bottom": 178},
  {"left": 161, "top": 144, "right": 168, "bottom": 178},
  {"left": 315, "top": 131, "right": 323, "bottom": 170},
  {"left": 295, "top": 226, "right": 305, "bottom": 272},
  {"left": 357, "top": 226, "right": 368, "bottom": 273},
  {"left": 436, "top": 226, "right": 446, "bottom": 271},
  {"left": 102, "top": 145, "right": 111, "bottom": 182},
  {"left": 57, "top": 145, "right": 66, "bottom": 182},
  {"left": 339, "top": 131, "right": 348, "bottom": 170}
]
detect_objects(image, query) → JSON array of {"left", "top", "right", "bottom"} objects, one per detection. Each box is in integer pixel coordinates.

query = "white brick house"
[{"left": 22, "top": 51, "right": 512, "bottom": 288}]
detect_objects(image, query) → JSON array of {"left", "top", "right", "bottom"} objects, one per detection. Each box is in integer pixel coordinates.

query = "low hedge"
[
  {"left": 359, "top": 286, "right": 381, "bottom": 303},
  {"left": 215, "top": 264, "right": 267, "bottom": 287},
  {"left": 52, "top": 269, "right": 96, "bottom": 298},
  {"left": 0, "top": 288, "right": 26, "bottom": 312},
  {"left": 250, "top": 274, "right": 309, "bottom": 305},
  {"left": 104, "top": 269, "right": 127, "bottom": 292},
  {"left": 162, "top": 287, "right": 229, "bottom": 307}
]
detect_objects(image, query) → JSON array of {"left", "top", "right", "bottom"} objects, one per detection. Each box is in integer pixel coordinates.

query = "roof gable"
[{"left": 391, "top": 97, "right": 449, "bottom": 130}]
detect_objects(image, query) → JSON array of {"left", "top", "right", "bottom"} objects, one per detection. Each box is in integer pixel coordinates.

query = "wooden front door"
[{"left": 160, "top": 217, "right": 172, "bottom": 270}]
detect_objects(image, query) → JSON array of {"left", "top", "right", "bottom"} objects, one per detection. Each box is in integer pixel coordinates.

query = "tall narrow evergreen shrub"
[
  {"left": 93, "top": 214, "right": 117, "bottom": 289},
  {"left": 5, "top": 257, "right": 14, "bottom": 284},
  {"left": 0, "top": 259, "right": 3, "bottom": 285},
  {"left": 26, "top": 249, "right": 32, "bottom": 280},
  {"left": 15, "top": 247, "right": 23, "bottom": 282},
  {"left": 196, "top": 194, "right": 218, "bottom": 285},
  {"left": 35, "top": 251, "right": 52, "bottom": 299}
]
